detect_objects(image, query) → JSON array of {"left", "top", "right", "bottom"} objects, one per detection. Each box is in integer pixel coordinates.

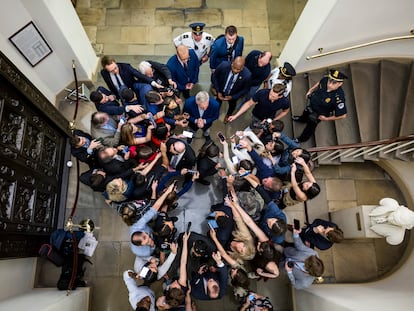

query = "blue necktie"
[{"left": 223, "top": 73, "right": 234, "bottom": 95}]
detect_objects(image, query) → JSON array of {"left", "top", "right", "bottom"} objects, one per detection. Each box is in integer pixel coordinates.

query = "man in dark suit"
[
  {"left": 209, "top": 25, "right": 244, "bottom": 72},
  {"left": 183, "top": 91, "right": 220, "bottom": 142},
  {"left": 167, "top": 45, "right": 200, "bottom": 99},
  {"left": 211, "top": 56, "right": 251, "bottom": 121},
  {"left": 100, "top": 55, "right": 163, "bottom": 99},
  {"left": 70, "top": 129, "right": 102, "bottom": 169},
  {"left": 97, "top": 146, "right": 137, "bottom": 180},
  {"left": 190, "top": 251, "right": 228, "bottom": 300},
  {"left": 165, "top": 138, "right": 196, "bottom": 171}
]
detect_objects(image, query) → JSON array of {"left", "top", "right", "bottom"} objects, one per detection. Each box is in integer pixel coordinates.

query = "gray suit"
[
  {"left": 283, "top": 233, "right": 318, "bottom": 290},
  {"left": 91, "top": 116, "right": 120, "bottom": 147}
]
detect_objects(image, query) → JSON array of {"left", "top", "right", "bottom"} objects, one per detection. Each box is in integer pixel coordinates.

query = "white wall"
[
  {"left": 0, "top": 0, "right": 98, "bottom": 104},
  {"left": 280, "top": 0, "right": 414, "bottom": 73}
]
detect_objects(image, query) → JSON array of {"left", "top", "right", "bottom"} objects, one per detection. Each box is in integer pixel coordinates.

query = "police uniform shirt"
[
  {"left": 173, "top": 32, "right": 215, "bottom": 61},
  {"left": 268, "top": 67, "right": 292, "bottom": 97},
  {"left": 310, "top": 77, "right": 347, "bottom": 117},
  {"left": 251, "top": 89, "right": 290, "bottom": 121}
]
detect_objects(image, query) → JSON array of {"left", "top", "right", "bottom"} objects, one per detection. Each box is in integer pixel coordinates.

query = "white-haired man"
[{"left": 183, "top": 91, "right": 220, "bottom": 143}]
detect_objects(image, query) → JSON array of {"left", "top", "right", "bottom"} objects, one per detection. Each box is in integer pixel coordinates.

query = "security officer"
[
  {"left": 266, "top": 62, "right": 296, "bottom": 97},
  {"left": 173, "top": 22, "right": 215, "bottom": 64},
  {"left": 292, "top": 69, "right": 348, "bottom": 142}
]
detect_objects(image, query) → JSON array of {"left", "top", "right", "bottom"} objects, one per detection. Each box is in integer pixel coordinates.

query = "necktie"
[
  {"left": 115, "top": 74, "right": 123, "bottom": 90},
  {"left": 223, "top": 73, "right": 234, "bottom": 95},
  {"left": 170, "top": 155, "right": 179, "bottom": 168},
  {"left": 183, "top": 62, "right": 189, "bottom": 73}
]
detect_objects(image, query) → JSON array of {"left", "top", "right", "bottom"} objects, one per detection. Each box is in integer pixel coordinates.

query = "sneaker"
[{"left": 196, "top": 179, "right": 210, "bottom": 186}]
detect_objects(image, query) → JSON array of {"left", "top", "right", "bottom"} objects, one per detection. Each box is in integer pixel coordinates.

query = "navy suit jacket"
[
  {"left": 209, "top": 35, "right": 244, "bottom": 69},
  {"left": 71, "top": 129, "right": 98, "bottom": 169},
  {"left": 100, "top": 62, "right": 153, "bottom": 97},
  {"left": 183, "top": 96, "right": 220, "bottom": 129},
  {"left": 190, "top": 265, "right": 228, "bottom": 300},
  {"left": 167, "top": 49, "right": 199, "bottom": 91},
  {"left": 211, "top": 61, "right": 251, "bottom": 100},
  {"left": 165, "top": 138, "right": 196, "bottom": 171}
]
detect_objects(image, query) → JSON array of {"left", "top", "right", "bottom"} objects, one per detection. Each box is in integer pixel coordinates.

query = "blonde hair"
[
  {"left": 106, "top": 179, "right": 128, "bottom": 202},
  {"left": 229, "top": 219, "right": 256, "bottom": 262}
]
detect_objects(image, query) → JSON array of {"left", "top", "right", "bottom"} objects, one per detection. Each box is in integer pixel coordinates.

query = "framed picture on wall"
[{"left": 9, "top": 21, "right": 53, "bottom": 67}]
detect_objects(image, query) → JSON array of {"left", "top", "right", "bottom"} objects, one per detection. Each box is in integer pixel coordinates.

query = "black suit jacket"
[
  {"left": 71, "top": 130, "right": 98, "bottom": 169},
  {"left": 190, "top": 265, "right": 228, "bottom": 300},
  {"left": 100, "top": 156, "right": 135, "bottom": 180},
  {"left": 211, "top": 61, "right": 251, "bottom": 100},
  {"left": 100, "top": 62, "right": 153, "bottom": 97},
  {"left": 166, "top": 138, "right": 196, "bottom": 170}
]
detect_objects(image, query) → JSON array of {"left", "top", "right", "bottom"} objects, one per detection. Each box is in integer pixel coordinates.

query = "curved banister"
[
  {"left": 306, "top": 33, "right": 414, "bottom": 60},
  {"left": 307, "top": 135, "right": 414, "bottom": 153}
]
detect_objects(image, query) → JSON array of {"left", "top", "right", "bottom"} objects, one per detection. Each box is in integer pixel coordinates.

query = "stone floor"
[{"left": 35, "top": 1, "right": 410, "bottom": 311}]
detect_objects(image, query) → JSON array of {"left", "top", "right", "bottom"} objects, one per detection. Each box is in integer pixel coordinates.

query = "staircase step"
[
  {"left": 378, "top": 59, "right": 411, "bottom": 159},
  {"left": 307, "top": 69, "right": 340, "bottom": 165},
  {"left": 350, "top": 62, "right": 380, "bottom": 143}
]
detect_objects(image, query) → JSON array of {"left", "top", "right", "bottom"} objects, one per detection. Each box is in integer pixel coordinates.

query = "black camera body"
[{"left": 287, "top": 261, "right": 295, "bottom": 268}]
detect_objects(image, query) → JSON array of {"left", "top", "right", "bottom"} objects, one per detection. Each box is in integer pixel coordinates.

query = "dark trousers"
[
  {"left": 297, "top": 109, "right": 320, "bottom": 142},
  {"left": 216, "top": 98, "right": 238, "bottom": 117}
]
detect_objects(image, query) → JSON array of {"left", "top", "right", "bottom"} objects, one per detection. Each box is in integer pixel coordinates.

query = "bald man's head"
[{"left": 231, "top": 56, "right": 245, "bottom": 74}]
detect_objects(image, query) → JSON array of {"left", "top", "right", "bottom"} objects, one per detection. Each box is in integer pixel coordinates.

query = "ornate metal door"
[{"left": 0, "top": 53, "right": 70, "bottom": 258}]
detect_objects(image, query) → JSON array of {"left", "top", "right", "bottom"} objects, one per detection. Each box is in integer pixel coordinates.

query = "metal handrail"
[
  {"left": 307, "top": 135, "right": 414, "bottom": 162},
  {"left": 306, "top": 32, "right": 414, "bottom": 60}
]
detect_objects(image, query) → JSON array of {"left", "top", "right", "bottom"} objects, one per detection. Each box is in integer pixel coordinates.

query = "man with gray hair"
[{"left": 183, "top": 91, "right": 220, "bottom": 143}]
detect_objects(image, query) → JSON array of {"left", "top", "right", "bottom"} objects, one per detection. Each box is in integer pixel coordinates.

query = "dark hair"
[
  {"left": 259, "top": 242, "right": 276, "bottom": 261},
  {"left": 207, "top": 284, "right": 219, "bottom": 298},
  {"left": 153, "top": 122, "right": 168, "bottom": 140},
  {"left": 132, "top": 172, "right": 146, "bottom": 187},
  {"left": 272, "top": 83, "right": 286, "bottom": 95},
  {"left": 135, "top": 307, "right": 148, "bottom": 311},
  {"left": 158, "top": 223, "right": 173, "bottom": 239},
  {"left": 121, "top": 88, "right": 136, "bottom": 102},
  {"left": 305, "top": 255, "right": 324, "bottom": 277},
  {"left": 216, "top": 215, "right": 231, "bottom": 228},
  {"left": 90, "top": 172, "right": 105, "bottom": 189},
  {"left": 327, "top": 227, "right": 344, "bottom": 243},
  {"left": 69, "top": 135, "right": 81, "bottom": 147},
  {"left": 231, "top": 268, "right": 250, "bottom": 289},
  {"left": 270, "top": 218, "right": 287, "bottom": 237},
  {"left": 145, "top": 90, "right": 162, "bottom": 104},
  {"left": 101, "top": 55, "right": 115, "bottom": 68},
  {"left": 90, "top": 91, "right": 103, "bottom": 104},
  {"left": 273, "top": 140, "right": 285, "bottom": 156},
  {"left": 131, "top": 231, "right": 144, "bottom": 246},
  {"left": 164, "top": 191, "right": 178, "bottom": 211},
  {"left": 302, "top": 182, "right": 320, "bottom": 200},
  {"left": 166, "top": 288, "right": 185, "bottom": 307},
  {"left": 91, "top": 111, "right": 105, "bottom": 126},
  {"left": 300, "top": 149, "right": 311, "bottom": 163},
  {"left": 238, "top": 159, "right": 254, "bottom": 171},
  {"left": 271, "top": 119, "right": 284, "bottom": 132},
  {"left": 198, "top": 140, "right": 219, "bottom": 159},
  {"left": 193, "top": 240, "right": 208, "bottom": 256},
  {"left": 136, "top": 145, "right": 153, "bottom": 160},
  {"left": 225, "top": 25, "right": 237, "bottom": 36}
]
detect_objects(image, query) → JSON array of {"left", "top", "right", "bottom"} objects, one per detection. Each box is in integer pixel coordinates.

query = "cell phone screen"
[
  {"left": 294, "top": 219, "right": 300, "bottom": 230},
  {"left": 217, "top": 131, "right": 225, "bottom": 142}
]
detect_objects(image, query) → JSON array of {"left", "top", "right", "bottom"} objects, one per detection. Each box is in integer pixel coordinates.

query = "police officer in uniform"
[
  {"left": 266, "top": 62, "right": 296, "bottom": 97},
  {"left": 173, "top": 22, "right": 215, "bottom": 65},
  {"left": 292, "top": 69, "right": 348, "bottom": 142}
]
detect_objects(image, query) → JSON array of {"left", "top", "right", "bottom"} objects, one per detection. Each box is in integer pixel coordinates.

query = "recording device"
[
  {"left": 160, "top": 242, "right": 170, "bottom": 251},
  {"left": 207, "top": 222, "right": 215, "bottom": 230},
  {"left": 139, "top": 266, "right": 150, "bottom": 279},
  {"left": 182, "top": 130, "right": 194, "bottom": 138},
  {"left": 249, "top": 293, "right": 255, "bottom": 301},
  {"left": 294, "top": 219, "right": 300, "bottom": 230},
  {"left": 217, "top": 131, "right": 225, "bottom": 142},
  {"left": 122, "top": 146, "right": 129, "bottom": 154},
  {"left": 187, "top": 169, "right": 197, "bottom": 174},
  {"left": 148, "top": 113, "right": 157, "bottom": 128},
  {"left": 119, "top": 116, "right": 127, "bottom": 125},
  {"left": 239, "top": 170, "right": 251, "bottom": 177},
  {"left": 186, "top": 221, "right": 192, "bottom": 234},
  {"left": 287, "top": 261, "right": 295, "bottom": 268},
  {"left": 160, "top": 86, "right": 179, "bottom": 97},
  {"left": 96, "top": 137, "right": 104, "bottom": 143}
]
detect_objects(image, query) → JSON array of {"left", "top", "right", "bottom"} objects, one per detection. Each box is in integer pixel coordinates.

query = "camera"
[
  {"left": 160, "top": 242, "right": 170, "bottom": 251},
  {"left": 287, "top": 261, "right": 294, "bottom": 268},
  {"left": 160, "top": 86, "right": 179, "bottom": 97}
]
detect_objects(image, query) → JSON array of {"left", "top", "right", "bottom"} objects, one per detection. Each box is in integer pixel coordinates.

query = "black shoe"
[
  {"left": 170, "top": 216, "right": 179, "bottom": 222},
  {"left": 196, "top": 179, "right": 210, "bottom": 186}
]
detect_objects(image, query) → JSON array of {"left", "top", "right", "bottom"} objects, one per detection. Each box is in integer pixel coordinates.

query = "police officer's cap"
[
  {"left": 329, "top": 69, "right": 348, "bottom": 82},
  {"left": 280, "top": 62, "right": 296, "bottom": 78},
  {"left": 189, "top": 22, "right": 205, "bottom": 35}
]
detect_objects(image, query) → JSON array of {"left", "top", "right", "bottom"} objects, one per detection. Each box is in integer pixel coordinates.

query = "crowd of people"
[{"left": 70, "top": 22, "right": 348, "bottom": 311}]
